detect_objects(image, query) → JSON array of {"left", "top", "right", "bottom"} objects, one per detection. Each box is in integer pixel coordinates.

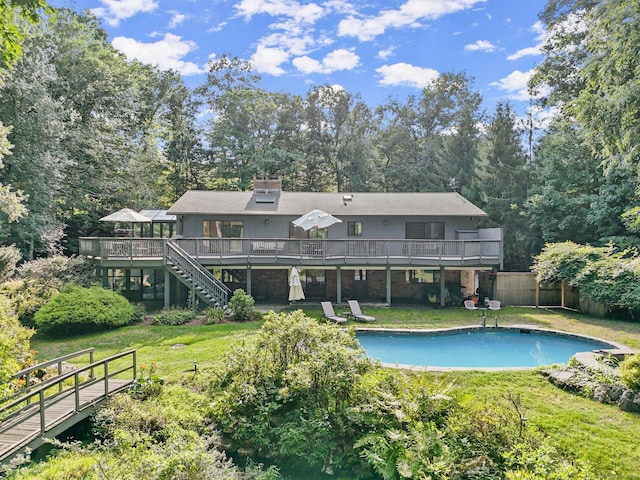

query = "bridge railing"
[
  {"left": 2, "top": 348, "right": 96, "bottom": 406},
  {"left": 0, "top": 349, "right": 136, "bottom": 432}
]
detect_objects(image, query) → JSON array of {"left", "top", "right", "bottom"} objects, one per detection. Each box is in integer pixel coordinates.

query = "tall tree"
[
  {"left": 375, "top": 72, "right": 483, "bottom": 193},
  {"left": 474, "top": 102, "right": 530, "bottom": 271},
  {"left": 531, "top": 0, "right": 640, "bottom": 247},
  {"left": 301, "top": 85, "right": 377, "bottom": 192},
  {"left": 525, "top": 121, "right": 600, "bottom": 247},
  {"left": 0, "top": 122, "right": 27, "bottom": 223},
  {"left": 0, "top": 32, "right": 67, "bottom": 257},
  {"left": 0, "top": 0, "right": 53, "bottom": 68}
]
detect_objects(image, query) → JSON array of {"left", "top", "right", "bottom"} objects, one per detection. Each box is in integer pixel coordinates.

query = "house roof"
[
  {"left": 139, "top": 209, "right": 176, "bottom": 222},
  {"left": 167, "top": 191, "right": 488, "bottom": 218}
]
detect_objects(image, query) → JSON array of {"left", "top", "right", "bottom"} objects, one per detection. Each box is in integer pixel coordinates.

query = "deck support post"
[
  {"left": 246, "top": 266, "right": 252, "bottom": 297},
  {"left": 386, "top": 266, "right": 392, "bottom": 306},
  {"left": 336, "top": 266, "right": 341, "bottom": 304},
  {"left": 164, "top": 269, "right": 170, "bottom": 308},
  {"left": 440, "top": 266, "right": 446, "bottom": 308}
]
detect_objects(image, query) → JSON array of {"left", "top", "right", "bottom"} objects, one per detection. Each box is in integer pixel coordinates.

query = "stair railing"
[{"left": 165, "top": 240, "right": 231, "bottom": 306}]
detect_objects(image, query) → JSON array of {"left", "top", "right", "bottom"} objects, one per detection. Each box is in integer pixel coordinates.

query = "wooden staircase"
[{"left": 165, "top": 240, "right": 231, "bottom": 307}]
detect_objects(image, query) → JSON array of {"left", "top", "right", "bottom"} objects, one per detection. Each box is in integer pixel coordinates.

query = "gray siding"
[{"left": 179, "top": 214, "right": 481, "bottom": 240}]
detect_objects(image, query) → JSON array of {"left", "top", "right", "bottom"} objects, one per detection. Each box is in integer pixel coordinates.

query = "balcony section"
[{"left": 80, "top": 231, "right": 502, "bottom": 268}]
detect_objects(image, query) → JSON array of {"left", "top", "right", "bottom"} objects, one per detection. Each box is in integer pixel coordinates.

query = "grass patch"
[{"left": 29, "top": 306, "right": 640, "bottom": 478}]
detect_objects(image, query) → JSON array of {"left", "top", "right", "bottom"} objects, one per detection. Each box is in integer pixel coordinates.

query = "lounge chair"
[
  {"left": 320, "top": 301, "right": 348, "bottom": 324},
  {"left": 347, "top": 300, "right": 376, "bottom": 322}
]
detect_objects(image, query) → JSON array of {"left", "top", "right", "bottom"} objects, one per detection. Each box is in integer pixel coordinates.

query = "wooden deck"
[{"left": 0, "top": 350, "right": 136, "bottom": 463}]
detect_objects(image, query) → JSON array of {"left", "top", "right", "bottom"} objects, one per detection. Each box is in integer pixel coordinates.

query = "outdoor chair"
[
  {"left": 464, "top": 299, "right": 479, "bottom": 313},
  {"left": 488, "top": 300, "right": 501, "bottom": 325},
  {"left": 320, "top": 301, "right": 348, "bottom": 324},
  {"left": 347, "top": 300, "right": 376, "bottom": 322}
]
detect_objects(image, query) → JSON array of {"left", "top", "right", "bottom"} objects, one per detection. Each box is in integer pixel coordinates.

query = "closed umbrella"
[
  {"left": 292, "top": 209, "right": 342, "bottom": 231},
  {"left": 288, "top": 266, "right": 305, "bottom": 302}
]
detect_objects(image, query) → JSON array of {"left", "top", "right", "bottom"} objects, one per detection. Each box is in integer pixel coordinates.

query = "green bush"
[
  {"left": 1, "top": 255, "right": 96, "bottom": 326},
  {"left": 34, "top": 285, "right": 133, "bottom": 336},
  {"left": 620, "top": 354, "right": 640, "bottom": 391},
  {"left": 0, "top": 296, "right": 33, "bottom": 399},
  {"left": 152, "top": 307, "right": 196, "bottom": 326},
  {"left": 227, "top": 288, "right": 255, "bottom": 321},
  {"left": 203, "top": 307, "right": 227, "bottom": 325},
  {"left": 208, "top": 310, "right": 375, "bottom": 473},
  {"left": 0, "top": 244, "right": 21, "bottom": 283}
]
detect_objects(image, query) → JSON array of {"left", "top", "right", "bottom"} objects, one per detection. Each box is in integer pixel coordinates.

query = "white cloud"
[
  {"left": 377, "top": 46, "right": 395, "bottom": 60},
  {"left": 259, "top": 32, "right": 319, "bottom": 56},
  {"left": 507, "top": 46, "right": 541, "bottom": 60},
  {"left": 168, "top": 10, "right": 187, "bottom": 28},
  {"left": 235, "top": 0, "right": 325, "bottom": 25},
  {"left": 250, "top": 45, "right": 290, "bottom": 75},
  {"left": 293, "top": 48, "right": 359, "bottom": 74},
  {"left": 464, "top": 40, "right": 495, "bottom": 52},
  {"left": 338, "top": 0, "right": 487, "bottom": 41},
  {"left": 91, "top": 0, "right": 158, "bottom": 27},
  {"left": 376, "top": 63, "right": 439, "bottom": 88},
  {"left": 489, "top": 69, "right": 539, "bottom": 101},
  {"left": 294, "top": 56, "right": 324, "bottom": 74},
  {"left": 112, "top": 33, "right": 205, "bottom": 75},
  {"left": 507, "top": 20, "right": 546, "bottom": 60}
]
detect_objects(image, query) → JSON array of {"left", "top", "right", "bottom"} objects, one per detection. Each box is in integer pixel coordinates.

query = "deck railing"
[{"left": 80, "top": 237, "right": 502, "bottom": 265}]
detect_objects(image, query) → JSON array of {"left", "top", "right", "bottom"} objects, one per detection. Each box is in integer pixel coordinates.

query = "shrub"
[
  {"left": 34, "top": 285, "right": 133, "bottom": 336},
  {"left": 1, "top": 255, "right": 96, "bottom": 326},
  {"left": 130, "top": 303, "right": 146, "bottom": 324},
  {"left": 208, "top": 310, "right": 374, "bottom": 473},
  {"left": 0, "top": 296, "right": 34, "bottom": 399},
  {"left": 0, "top": 244, "right": 21, "bottom": 283},
  {"left": 620, "top": 354, "right": 640, "bottom": 391},
  {"left": 152, "top": 307, "right": 196, "bottom": 326},
  {"left": 203, "top": 307, "right": 227, "bottom": 325},
  {"left": 227, "top": 288, "right": 255, "bottom": 321}
]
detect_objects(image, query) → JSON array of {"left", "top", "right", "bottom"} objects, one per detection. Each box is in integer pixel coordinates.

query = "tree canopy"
[{"left": 0, "top": 1, "right": 638, "bottom": 272}]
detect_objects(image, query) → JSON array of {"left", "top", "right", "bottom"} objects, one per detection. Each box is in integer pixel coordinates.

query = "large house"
[{"left": 79, "top": 177, "right": 503, "bottom": 309}]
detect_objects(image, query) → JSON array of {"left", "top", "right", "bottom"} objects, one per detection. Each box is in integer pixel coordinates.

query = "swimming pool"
[{"left": 356, "top": 327, "right": 618, "bottom": 370}]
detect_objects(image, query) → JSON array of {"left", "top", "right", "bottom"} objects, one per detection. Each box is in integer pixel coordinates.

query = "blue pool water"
[{"left": 356, "top": 329, "right": 615, "bottom": 369}]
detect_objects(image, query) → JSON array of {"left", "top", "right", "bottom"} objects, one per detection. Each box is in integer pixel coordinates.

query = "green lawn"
[{"left": 30, "top": 305, "right": 640, "bottom": 479}]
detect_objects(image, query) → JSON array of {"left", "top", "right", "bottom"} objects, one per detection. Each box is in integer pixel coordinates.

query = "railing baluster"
[
  {"left": 104, "top": 362, "right": 109, "bottom": 396},
  {"left": 74, "top": 372, "right": 80, "bottom": 412},
  {"left": 39, "top": 391, "right": 45, "bottom": 434}
]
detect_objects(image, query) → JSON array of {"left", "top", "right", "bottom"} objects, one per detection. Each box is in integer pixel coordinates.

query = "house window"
[
  {"left": 347, "top": 221, "right": 363, "bottom": 236},
  {"left": 354, "top": 269, "right": 367, "bottom": 281},
  {"left": 289, "top": 224, "right": 327, "bottom": 239},
  {"left": 203, "top": 220, "right": 243, "bottom": 238},
  {"left": 405, "top": 222, "right": 444, "bottom": 239},
  {"left": 406, "top": 270, "right": 439, "bottom": 284}
]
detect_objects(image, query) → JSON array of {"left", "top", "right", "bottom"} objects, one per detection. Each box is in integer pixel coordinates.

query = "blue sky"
[{"left": 51, "top": 0, "right": 548, "bottom": 115}]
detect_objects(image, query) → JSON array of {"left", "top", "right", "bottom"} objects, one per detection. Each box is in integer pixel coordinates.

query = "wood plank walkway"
[
  {"left": 0, "top": 378, "right": 131, "bottom": 462},
  {"left": 0, "top": 349, "right": 136, "bottom": 463}
]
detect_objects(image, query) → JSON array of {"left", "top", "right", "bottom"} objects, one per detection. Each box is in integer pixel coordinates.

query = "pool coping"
[{"left": 354, "top": 324, "right": 635, "bottom": 372}]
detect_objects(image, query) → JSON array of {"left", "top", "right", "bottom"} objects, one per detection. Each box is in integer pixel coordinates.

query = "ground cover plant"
[{"left": 13, "top": 306, "right": 640, "bottom": 478}]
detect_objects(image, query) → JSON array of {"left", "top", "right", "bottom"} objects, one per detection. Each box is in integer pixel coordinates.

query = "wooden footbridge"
[{"left": 0, "top": 348, "right": 136, "bottom": 463}]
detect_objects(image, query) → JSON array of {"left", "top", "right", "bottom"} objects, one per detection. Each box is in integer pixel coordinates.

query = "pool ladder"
[{"left": 481, "top": 311, "right": 498, "bottom": 328}]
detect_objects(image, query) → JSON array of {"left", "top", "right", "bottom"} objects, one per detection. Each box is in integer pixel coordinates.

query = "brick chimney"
[{"left": 253, "top": 175, "right": 282, "bottom": 193}]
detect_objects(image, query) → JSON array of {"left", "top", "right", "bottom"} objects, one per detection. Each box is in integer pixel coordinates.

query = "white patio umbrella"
[
  {"left": 100, "top": 208, "right": 151, "bottom": 236},
  {"left": 292, "top": 209, "right": 342, "bottom": 231},
  {"left": 288, "top": 266, "right": 305, "bottom": 302}
]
